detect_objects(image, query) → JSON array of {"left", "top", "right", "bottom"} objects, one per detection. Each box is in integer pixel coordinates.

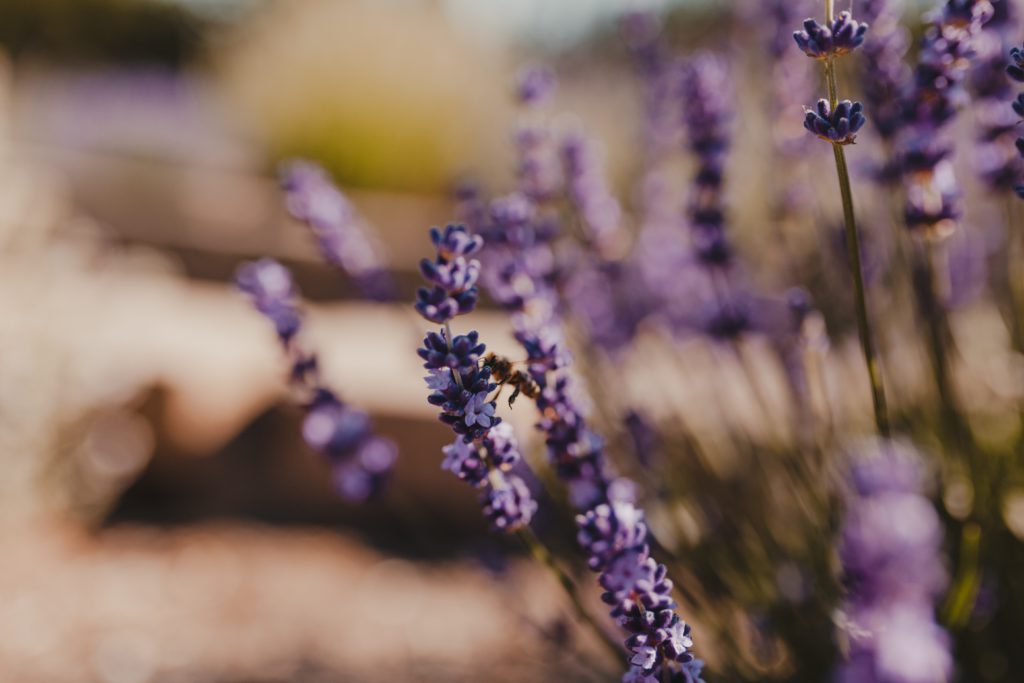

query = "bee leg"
[{"left": 508, "top": 384, "right": 522, "bottom": 408}]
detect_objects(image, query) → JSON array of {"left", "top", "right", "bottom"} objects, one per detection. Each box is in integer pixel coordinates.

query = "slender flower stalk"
[
  {"left": 796, "top": 1, "right": 891, "bottom": 437},
  {"left": 236, "top": 258, "right": 396, "bottom": 501}
]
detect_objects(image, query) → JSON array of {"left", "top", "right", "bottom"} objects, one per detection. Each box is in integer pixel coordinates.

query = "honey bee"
[{"left": 483, "top": 352, "right": 540, "bottom": 407}]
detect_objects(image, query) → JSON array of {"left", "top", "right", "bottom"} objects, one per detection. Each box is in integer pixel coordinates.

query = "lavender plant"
[
  {"left": 225, "top": 4, "right": 1024, "bottom": 681},
  {"left": 236, "top": 258, "right": 396, "bottom": 501}
]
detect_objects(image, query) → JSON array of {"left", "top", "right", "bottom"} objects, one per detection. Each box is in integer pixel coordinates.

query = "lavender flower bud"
[
  {"left": 441, "top": 436, "right": 489, "bottom": 486},
  {"left": 793, "top": 12, "right": 870, "bottom": 59},
  {"left": 576, "top": 502, "right": 648, "bottom": 571},
  {"left": 1010, "top": 42, "right": 1024, "bottom": 81},
  {"left": 415, "top": 227, "right": 537, "bottom": 532},
  {"left": 416, "top": 225, "right": 482, "bottom": 323},
  {"left": 516, "top": 65, "right": 557, "bottom": 106},
  {"left": 803, "top": 99, "right": 867, "bottom": 144},
  {"left": 482, "top": 473, "right": 537, "bottom": 531},
  {"left": 236, "top": 258, "right": 303, "bottom": 341}
]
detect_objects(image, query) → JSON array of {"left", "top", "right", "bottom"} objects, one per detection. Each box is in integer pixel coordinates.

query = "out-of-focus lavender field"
[{"left": 1, "top": 1, "right": 1024, "bottom": 682}]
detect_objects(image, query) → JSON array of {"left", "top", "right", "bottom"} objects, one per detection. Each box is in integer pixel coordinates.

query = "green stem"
[
  {"left": 823, "top": 51, "right": 890, "bottom": 438},
  {"left": 941, "top": 522, "right": 982, "bottom": 629},
  {"left": 518, "top": 526, "right": 624, "bottom": 663}
]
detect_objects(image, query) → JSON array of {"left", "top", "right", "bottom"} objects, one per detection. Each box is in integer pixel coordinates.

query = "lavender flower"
[
  {"left": 236, "top": 259, "right": 395, "bottom": 502},
  {"left": 793, "top": 11, "right": 870, "bottom": 59},
  {"left": 680, "top": 55, "right": 732, "bottom": 269},
  {"left": 280, "top": 160, "right": 394, "bottom": 301},
  {"left": 478, "top": 195, "right": 699, "bottom": 679},
  {"left": 834, "top": 442, "right": 951, "bottom": 683},
  {"left": 514, "top": 125, "right": 565, "bottom": 202},
  {"left": 804, "top": 99, "right": 868, "bottom": 145},
  {"left": 516, "top": 65, "right": 557, "bottom": 107},
  {"left": 1010, "top": 40, "right": 1024, "bottom": 197},
  {"left": 482, "top": 474, "right": 538, "bottom": 532},
  {"left": 415, "top": 225, "right": 483, "bottom": 324},
  {"left": 562, "top": 131, "right": 625, "bottom": 256},
  {"left": 415, "top": 225, "right": 536, "bottom": 532},
  {"left": 235, "top": 258, "right": 303, "bottom": 342},
  {"left": 897, "top": 0, "right": 994, "bottom": 233}
]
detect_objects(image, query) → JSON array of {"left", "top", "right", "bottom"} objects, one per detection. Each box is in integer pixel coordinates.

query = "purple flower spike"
[
  {"left": 794, "top": 11, "right": 869, "bottom": 59},
  {"left": 441, "top": 437, "right": 489, "bottom": 486},
  {"left": 237, "top": 262, "right": 396, "bottom": 503},
  {"left": 280, "top": 160, "right": 394, "bottom": 301},
  {"left": 803, "top": 99, "right": 867, "bottom": 144},
  {"left": 415, "top": 227, "right": 536, "bottom": 534}
]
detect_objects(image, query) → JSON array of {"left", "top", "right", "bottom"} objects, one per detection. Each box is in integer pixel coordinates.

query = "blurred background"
[{"left": 2, "top": 0, "right": 1024, "bottom": 682}]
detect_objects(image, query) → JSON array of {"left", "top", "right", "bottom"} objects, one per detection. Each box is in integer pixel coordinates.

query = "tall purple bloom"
[
  {"left": 897, "top": 0, "right": 994, "bottom": 234},
  {"left": 478, "top": 192, "right": 700, "bottom": 680},
  {"left": 236, "top": 258, "right": 396, "bottom": 502},
  {"left": 969, "top": 1, "right": 1022, "bottom": 193},
  {"left": 834, "top": 441, "right": 951, "bottom": 683},
  {"left": 280, "top": 160, "right": 395, "bottom": 300},
  {"left": 678, "top": 53, "right": 752, "bottom": 341},
  {"left": 415, "top": 225, "right": 536, "bottom": 532}
]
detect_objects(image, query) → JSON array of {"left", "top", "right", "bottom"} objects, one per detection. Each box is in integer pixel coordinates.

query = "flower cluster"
[
  {"left": 834, "top": 443, "right": 951, "bottom": 683},
  {"left": 1009, "top": 41, "right": 1024, "bottom": 197},
  {"left": 680, "top": 55, "right": 733, "bottom": 269},
  {"left": 793, "top": 11, "right": 870, "bottom": 59},
  {"left": 803, "top": 99, "right": 867, "bottom": 145},
  {"left": 236, "top": 258, "right": 396, "bottom": 502},
  {"left": 562, "top": 132, "right": 625, "bottom": 257},
  {"left": 967, "top": 1, "right": 1022, "bottom": 194},
  {"left": 280, "top": 160, "right": 394, "bottom": 301},
  {"left": 678, "top": 54, "right": 755, "bottom": 342},
  {"left": 794, "top": 10, "right": 870, "bottom": 149},
  {"left": 577, "top": 502, "right": 698, "bottom": 681},
  {"left": 416, "top": 225, "right": 536, "bottom": 532},
  {"left": 416, "top": 224, "right": 483, "bottom": 324}
]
